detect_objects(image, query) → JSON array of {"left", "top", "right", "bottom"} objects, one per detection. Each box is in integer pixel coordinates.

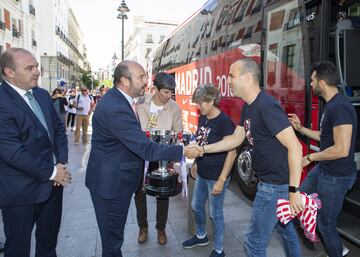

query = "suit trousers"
[
  {"left": 90, "top": 192, "right": 131, "bottom": 257},
  {"left": 2, "top": 187, "right": 63, "bottom": 257},
  {"left": 134, "top": 161, "right": 169, "bottom": 230}
]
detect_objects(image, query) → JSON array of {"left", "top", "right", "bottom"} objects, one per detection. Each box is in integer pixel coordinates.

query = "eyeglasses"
[{"left": 81, "top": 89, "right": 88, "bottom": 92}]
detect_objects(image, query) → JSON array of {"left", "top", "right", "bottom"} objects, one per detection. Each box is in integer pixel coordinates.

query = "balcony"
[
  {"left": 29, "top": 4, "right": 36, "bottom": 16},
  {"left": 0, "top": 21, "right": 5, "bottom": 31},
  {"left": 32, "top": 39, "right": 37, "bottom": 47}
]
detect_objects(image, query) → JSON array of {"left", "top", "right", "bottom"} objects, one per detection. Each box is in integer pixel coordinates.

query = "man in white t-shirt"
[{"left": 74, "top": 87, "right": 94, "bottom": 144}]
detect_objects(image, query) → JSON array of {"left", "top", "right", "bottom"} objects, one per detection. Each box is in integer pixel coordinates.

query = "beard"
[
  {"left": 313, "top": 84, "right": 322, "bottom": 96},
  {"left": 130, "top": 81, "right": 145, "bottom": 97}
]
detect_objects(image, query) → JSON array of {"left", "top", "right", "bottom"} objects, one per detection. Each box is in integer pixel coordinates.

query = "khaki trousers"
[{"left": 74, "top": 115, "right": 89, "bottom": 143}]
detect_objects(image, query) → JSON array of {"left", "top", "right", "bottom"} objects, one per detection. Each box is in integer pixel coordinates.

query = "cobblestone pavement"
[{"left": 0, "top": 129, "right": 358, "bottom": 257}]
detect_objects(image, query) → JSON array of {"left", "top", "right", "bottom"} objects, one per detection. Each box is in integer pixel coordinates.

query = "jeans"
[
  {"left": 191, "top": 175, "right": 229, "bottom": 253},
  {"left": 300, "top": 165, "right": 357, "bottom": 257},
  {"left": 244, "top": 182, "right": 301, "bottom": 257}
]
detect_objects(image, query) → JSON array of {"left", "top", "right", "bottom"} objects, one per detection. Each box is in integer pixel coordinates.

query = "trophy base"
[{"left": 145, "top": 173, "right": 181, "bottom": 198}]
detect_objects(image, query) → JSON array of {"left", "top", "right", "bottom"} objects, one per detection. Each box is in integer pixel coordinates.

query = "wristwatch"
[
  {"left": 306, "top": 154, "right": 312, "bottom": 162},
  {"left": 289, "top": 186, "right": 299, "bottom": 193}
]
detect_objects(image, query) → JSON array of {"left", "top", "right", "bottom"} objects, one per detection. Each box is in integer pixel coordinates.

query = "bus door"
[
  {"left": 262, "top": 0, "right": 311, "bottom": 170},
  {"left": 332, "top": 1, "right": 360, "bottom": 245}
]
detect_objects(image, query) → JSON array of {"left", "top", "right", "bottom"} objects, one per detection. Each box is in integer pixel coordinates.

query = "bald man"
[
  {"left": 192, "top": 58, "right": 304, "bottom": 257},
  {"left": 0, "top": 48, "right": 70, "bottom": 257}
]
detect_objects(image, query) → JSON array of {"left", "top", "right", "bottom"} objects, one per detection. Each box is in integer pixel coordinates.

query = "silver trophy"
[{"left": 145, "top": 129, "right": 182, "bottom": 198}]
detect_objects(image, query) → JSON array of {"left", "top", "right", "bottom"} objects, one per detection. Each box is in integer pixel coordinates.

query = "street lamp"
[{"left": 117, "top": 0, "right": 130, "bottom": 61}]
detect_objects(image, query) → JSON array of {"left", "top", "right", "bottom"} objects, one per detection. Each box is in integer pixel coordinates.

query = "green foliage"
[{"left": 81, "top": 70, "right": 92, "bottom": 88}]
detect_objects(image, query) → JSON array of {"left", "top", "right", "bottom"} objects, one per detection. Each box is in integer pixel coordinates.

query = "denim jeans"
[
  {"left": 191, "top": 175, "right": 229, "bottom": 252},
  {"left": 300, "top": 165, "right": 357, "bottom": 257},
  {"left": 244, "top": 182, "right": 301, "bottom": 257}
]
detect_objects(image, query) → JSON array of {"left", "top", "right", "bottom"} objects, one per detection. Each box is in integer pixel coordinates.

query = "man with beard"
[
  {"left": 288, "top": 61, "right": 357, "bottom": 257},
  {"left": 0, "top": 48, "right": 71, "bottom": 256},
  {"left": 86, "top": 61, "right": 199, "bottom": 257}
]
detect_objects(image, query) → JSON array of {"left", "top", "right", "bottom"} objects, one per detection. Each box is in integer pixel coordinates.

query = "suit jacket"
[
  {"left": 0, "top": 81, "right": 68, "bottom": 206},
  {"left": 136, "top": 93, "right": 183, "bottom": 131},
  {"left": 85, "top": 87, "right": 183, "bottom": 200}
]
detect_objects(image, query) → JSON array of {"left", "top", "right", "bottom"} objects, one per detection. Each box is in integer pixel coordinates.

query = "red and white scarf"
[{"left": 276, "top": 193, "right": 321, "bottom": 242}]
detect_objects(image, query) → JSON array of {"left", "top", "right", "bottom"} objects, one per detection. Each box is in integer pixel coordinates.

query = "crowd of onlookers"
[{"left": 50, "top": 86, "right": 107, "bottom": 143}]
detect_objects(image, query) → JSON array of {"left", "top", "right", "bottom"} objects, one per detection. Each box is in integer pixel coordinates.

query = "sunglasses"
[{"left": 81, "top": 90, "right": 88, "bottom": 92}]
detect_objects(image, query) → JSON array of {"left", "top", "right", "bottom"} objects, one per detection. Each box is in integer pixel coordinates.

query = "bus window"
[{"left": 263, "top": 0, "right": 307, "bottom": 108}]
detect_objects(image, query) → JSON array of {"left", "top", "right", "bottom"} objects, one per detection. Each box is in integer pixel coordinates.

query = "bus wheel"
[{"left": 234, "top": 145, "right": 257, "bottom": 200}]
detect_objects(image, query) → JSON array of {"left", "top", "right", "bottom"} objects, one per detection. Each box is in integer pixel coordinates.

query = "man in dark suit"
[
  {"left": 86, "top": 61, "right": 198, "bottom": 257},
  {"left": 0, "top": 48, "right": 71, "bottom": 257}
]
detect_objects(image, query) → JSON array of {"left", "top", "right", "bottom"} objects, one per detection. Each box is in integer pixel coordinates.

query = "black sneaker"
[
  {"left": 209, "top": 249, "right": 225, "bottom": 257},
  {"left": 182, "top": 235, "right": 209, "bottom": 248}
]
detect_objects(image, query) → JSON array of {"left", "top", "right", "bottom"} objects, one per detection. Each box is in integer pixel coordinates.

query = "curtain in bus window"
[{"left": 264, "top": 0, "right": 306, "bottom": 104}]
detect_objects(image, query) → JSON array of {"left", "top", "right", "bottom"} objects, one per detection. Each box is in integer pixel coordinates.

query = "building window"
[
  {"left": 145, "top": 48, "right": 152, "bottom": 58},
  {"left": 146, "top": 34, "right": 153, "bottom": 43},
  {"left": 283, "top": 44, "right": 295, "bottom": 69},
  {"left": 159, "top": 35, "right": 165, "bottom": 43},
  {"left": 286, "top": 8, "right": 300, "bottom": 30},
  {"left": 269, "top": 9, "right": 285, "bottom": 31}
]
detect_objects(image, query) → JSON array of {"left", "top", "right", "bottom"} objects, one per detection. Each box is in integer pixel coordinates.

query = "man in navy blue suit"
[
  {"left": 86, "top": 61, "right": 199, "bottom": 257},
  {"left": 0, "top": 48, "right": 71, "bottom": 257}
]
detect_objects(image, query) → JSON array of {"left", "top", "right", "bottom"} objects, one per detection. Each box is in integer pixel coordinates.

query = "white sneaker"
[{"left": 326, "top": 246, "right": 349, "bottom": 257}]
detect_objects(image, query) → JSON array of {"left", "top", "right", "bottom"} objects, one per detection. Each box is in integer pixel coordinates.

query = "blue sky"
[{"left": 68, "top": 0, "right": 206, "bottom": 70}]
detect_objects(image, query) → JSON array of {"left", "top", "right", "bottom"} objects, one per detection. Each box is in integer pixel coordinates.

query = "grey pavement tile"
[
  {"left": 60, "top": 207, "right": 98, "bottom": 232},
  {"left": 56, "top": 227, "right": 98, "bottom": 257},
  {"left": 122, "top": 243, "right": 185, "bottom": 257}
]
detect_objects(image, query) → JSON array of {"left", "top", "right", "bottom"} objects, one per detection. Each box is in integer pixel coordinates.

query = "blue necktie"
[{"left": 25, "top": 91, "right": 49, "bottom": 133}]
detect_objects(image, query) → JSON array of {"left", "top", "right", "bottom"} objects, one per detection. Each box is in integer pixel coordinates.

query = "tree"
[{"left": 81, "top": 70, "right": 92, "bottom": 88}]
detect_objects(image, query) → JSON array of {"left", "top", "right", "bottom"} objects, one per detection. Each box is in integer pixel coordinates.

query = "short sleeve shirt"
[
  {"left": 319, "top": 93, "right": 357, "bottom": 176},
  {"left": 195, "top": 112, "right": 235, "bottom": 180},
  {"left": 240, "top": 91, "right": 291, "bottom": 184}
]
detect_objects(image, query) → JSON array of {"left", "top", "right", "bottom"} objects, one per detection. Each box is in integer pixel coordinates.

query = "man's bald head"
[
  {"left": 233, "top": 58, "right": 261, "bottom": 83},
  {"left": 113, "top": 60, "right": 144, "bottom": 86},
  {"left": 0, "top": 48, "right": 33, "bottom": 77}
]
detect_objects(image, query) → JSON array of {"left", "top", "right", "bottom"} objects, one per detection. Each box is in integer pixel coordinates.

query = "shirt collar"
[
  {"left": 5, "top": 80, "right": 32, "bottom": 97},
  {"left": 117, "top": 87, "right": 134, "bottom": 105}
]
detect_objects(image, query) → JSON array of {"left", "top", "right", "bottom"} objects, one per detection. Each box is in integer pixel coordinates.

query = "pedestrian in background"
[
  {"left": 74, "top": 86, "right": 94, "bottom": 144},
  {"left": 0, "top": 48, "right": 71, "bottom": 257},
  {"left": 135, "top": 72, "right": 182, "bottom": 245},
  {"left": 67, "top": 89, "right": 77, "bottom": 132},
  {"left": 52, "top": 88, "right": 68, "bottom": 131}
]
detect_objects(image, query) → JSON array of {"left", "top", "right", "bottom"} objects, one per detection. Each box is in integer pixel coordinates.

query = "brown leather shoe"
[
  {"left": 157, "top": 229, "right": 167, "bottom": 245},
  {"left": 138, "top": 227, "right": 148, "bottom": 243}
]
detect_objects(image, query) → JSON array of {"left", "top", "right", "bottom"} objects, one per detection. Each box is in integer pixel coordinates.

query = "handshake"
[
  {"left": 53, "top": 163, "right": 72, "bottom": 187},
  {"left": 184, "top": 143, "right": 204, "bottom": 159}
]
